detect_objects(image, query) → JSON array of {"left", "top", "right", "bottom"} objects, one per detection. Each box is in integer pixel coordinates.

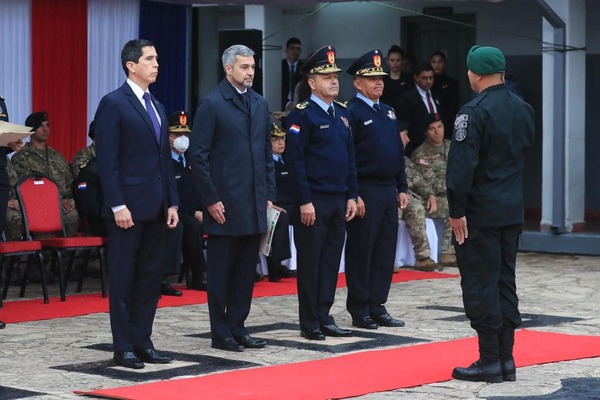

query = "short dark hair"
[
  {"left": 121, "top": 39, "right": 155, "bottom": 77},
  {"left": 286, "top": 37, "right": 301, "bottom": 48},
  {"left": 387, "top": 45, "right": 405, "bottom": 58},
  {"left": 430, "top": 51, "right": 446, "bottom": 61},
  {"left": 413, "top": 62, "right": 434, "bottom": 76}
]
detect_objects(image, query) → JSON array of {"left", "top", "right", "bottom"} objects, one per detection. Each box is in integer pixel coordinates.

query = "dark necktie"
[
  {"left": 327, "top": 105, "right": 335, "bottom": 118},
  {"left": 241, "top": 91, "right": 250, "bottom": 113},
  {"left": 278, "top": 155, "right": 284, "bottom": 165},
  {"left": 373, "top": 103, "right": 381, "bottom": 112},
  {"left": 142, "top": 92, "right": 161, "bottom": 141},
  {"left": 178, "top": 155, "right": 185, "bottom": 168},
  {"left": 426, "top": 91, "right": 435, "bottom": 113},
  {"left": 288, "top": 64, "right": 295, "bottom": 101}
]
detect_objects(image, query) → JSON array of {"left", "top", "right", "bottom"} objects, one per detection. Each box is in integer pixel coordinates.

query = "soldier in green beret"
[{"left": 447, "top": 45, "right": 535, "bottom": 383}]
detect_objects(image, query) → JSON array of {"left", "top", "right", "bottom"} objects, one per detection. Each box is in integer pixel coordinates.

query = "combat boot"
[
  {"left": 414, "top": 257, "right": 443, "bottom": 272},
  {"left": 439, "top": 253, "right": 458, "bottom": 267},
  {"left": 499, "top": 326, "right": 516, "bottom": 381},
  {"left": 453, "top": 332, "right": 503, "bottom": 383}
]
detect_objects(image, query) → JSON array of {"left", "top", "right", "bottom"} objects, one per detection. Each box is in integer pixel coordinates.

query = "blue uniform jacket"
[
  {"left": 285, "top": 99, "right": 358, "bottom": 205},
  {"left": 346, "top": 96, "right": 408, "bottom": 193}
]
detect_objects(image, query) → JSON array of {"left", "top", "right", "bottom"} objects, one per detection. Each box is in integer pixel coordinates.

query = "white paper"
[
  {"left": 0, "top": 121, "right": 33, "bottom": 146},
  {"left": 259, "top": 206, "right": 281, "bottom": 257}
]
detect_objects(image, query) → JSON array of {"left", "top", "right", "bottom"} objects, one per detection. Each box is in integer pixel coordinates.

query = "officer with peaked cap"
[
  {"left": 162, "top": 111, "right": 207, "bottom": 294},
  {"left": 264, "top": 122, "right": 294, "bottom": 282},
  {"left": 285, "top": 45, "right": 358, "bottom": 340},
  {"left": 343, "top": 49, "right": 409, "bottom": 331},
  {"left": 447, "top": 45, "right": 535, "bottom": 383}
]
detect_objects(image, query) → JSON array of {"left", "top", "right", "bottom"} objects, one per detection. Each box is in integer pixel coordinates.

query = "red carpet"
[
  {"left": 75, "top": 330, "right": 600, "bottom": 400},
  {"left": 0, "top": 270, "right": 456, "bottom": 324}
]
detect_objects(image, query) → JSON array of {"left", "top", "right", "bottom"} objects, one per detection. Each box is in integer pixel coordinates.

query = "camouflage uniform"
[
  {"left": 10, "top": 143, "right": 79, "bottom": 236},
  {"left": 410, "top": 139, "right": 454, "bottom": 256},
  {"left": 70, "top": 145, "right": 95, "bottom": 178},
  {"left": 400, "top": 157, "right": 431, "bottom": 260},
  {"left": 5, "top": 157, "right": 22, "bottom": 240}
]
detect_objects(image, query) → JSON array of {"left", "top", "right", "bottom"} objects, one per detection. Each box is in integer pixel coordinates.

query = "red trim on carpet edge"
[
  {"left": 74, "top": 330, "right": 600, "bottom": 400},
  {"left": 0, "top": 270, "right": 457, "bottom": 324}
]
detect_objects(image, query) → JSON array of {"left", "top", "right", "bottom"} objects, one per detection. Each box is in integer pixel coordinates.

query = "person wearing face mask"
[{"left": 161, "top": 111, "right": 208, "bottom": 295}]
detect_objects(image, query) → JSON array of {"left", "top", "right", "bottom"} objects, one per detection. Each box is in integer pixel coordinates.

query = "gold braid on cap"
[
  {"left": 310, "top": 63, "right": 339, "bottom": 74},
  {"left": 169, "top": 125, "right": 191, "bottom": 133},
  {"left": 355, "top": 67, "right": 385, "bottom": 76}
]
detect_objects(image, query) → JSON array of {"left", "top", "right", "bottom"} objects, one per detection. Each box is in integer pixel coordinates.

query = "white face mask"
[{"left": 173, "top": 135, "right": 189, "bottom": 152}]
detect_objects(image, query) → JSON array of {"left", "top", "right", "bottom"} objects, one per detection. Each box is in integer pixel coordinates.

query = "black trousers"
[
  {"left": 455, "top": 224, "right": 523, "bottom": 335},
  {"left": 107, "top": 216, "right": 166, "bottom": 351},
  {"left": 206, "top": 234, "right": 260, "bottom": 339},
  {"left": 345, "top": 183, "right": 398, "bottom": 319},
  {"left": 293, "top": 193, "right": 346, "bottom": 330},
  {"left": 163, "top": 213, "right": 206, "bottom": 278},
  {"left": 266, "top": 209, "right": 291, "bottom": 263}
]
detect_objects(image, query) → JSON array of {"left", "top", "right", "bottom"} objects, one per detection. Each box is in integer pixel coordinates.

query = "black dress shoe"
[
  {"left": 300, "top": 328, "right": 326, "bottom": 340},
  {"left": 320, "top": 324, "right": 352, "bottom": 337},
  {"left": 452, "top": 359, "right": 503, "bottom": 383},
  {"left": 255, "top": 273, "right": 266, "bottom": 282},
  {"left": 371, "top": 312, "right": 405, "bottom": 327},
  {"left": 134, "top": 348, "right": 173, "bottom": 364},
  {"left": 280, "top": 267, "right": 296, "bottom": 278},
  {"left": 161, "top": 281, "right": 182, "bottom": 296},
  {"left": 0, "top": 320, "right": 5, "bottom": 329},
  {"left": 189, "top": 279, "right": 207, "bottom": 291},
  {"left": 352, "top": 316, "right": 379, "bottom": 330},
  {"left": 113, "top": 351, "right": 144, "bottom": 369},
  {"left": 501, "top": 358, "right": 516, "bottom": 381},
  {"left": 211, "top": 337, "right": 244, "bottom": 352},
  {"left": 234, "top": 334, "right": 267, "bottom": 348}
]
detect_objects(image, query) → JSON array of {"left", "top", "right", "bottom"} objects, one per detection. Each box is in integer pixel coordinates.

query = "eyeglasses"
[{"left": 271, "top": 137, "right": 285, "bottom": 143}]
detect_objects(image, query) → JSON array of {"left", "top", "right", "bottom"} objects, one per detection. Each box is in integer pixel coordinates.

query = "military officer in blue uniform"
[
  {"left": 447, "top": 46, "right": 535, "bottom": 383},
  {"left": 163, "top": 111, "right": 207, "bottom": 294},
  {"left": 344, "top": 49, "right": 409, "bottom": 330},
  {"left": 285, "top": 45, "right": 358, "bottom": 340}
]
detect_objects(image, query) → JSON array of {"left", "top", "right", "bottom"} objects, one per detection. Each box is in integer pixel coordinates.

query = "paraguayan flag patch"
[{"left": 289, "top": 124, "right": 301, "bottom": 135}]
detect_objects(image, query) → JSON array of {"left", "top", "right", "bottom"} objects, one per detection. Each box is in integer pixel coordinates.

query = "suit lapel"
[
  {"left": 122, "top": 83, "right": 161, "bottom": 146},
  {"left": 219, "top": 79, "right": 247, "bottom": 114}
]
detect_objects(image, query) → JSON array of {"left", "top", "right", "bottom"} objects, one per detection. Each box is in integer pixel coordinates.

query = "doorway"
[{"left": 402, "top": 13, "right": 476, "bottom": 107}]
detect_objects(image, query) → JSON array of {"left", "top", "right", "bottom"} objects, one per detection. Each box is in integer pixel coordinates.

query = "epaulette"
[
  {"left": 296, "top": 101, "right": 310, "bottom": 110},
  {"left": 334, "top": 100, "right": 347, "bottom": 108}
]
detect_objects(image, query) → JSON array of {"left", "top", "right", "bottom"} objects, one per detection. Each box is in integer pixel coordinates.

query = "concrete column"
[{"left": 541, "top": 0, "right": 586, "bottom": 232}]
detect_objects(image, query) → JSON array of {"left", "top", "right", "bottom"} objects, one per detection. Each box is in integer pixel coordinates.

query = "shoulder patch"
[
  {"left": 296, "top": 101, "right": 310, "bottom": 110},
  {"left": 334, "top": 100, "right": 347, "bottom": 108},
  {"left": 454, "top": 114, "right": 468, "bottom": 142}
]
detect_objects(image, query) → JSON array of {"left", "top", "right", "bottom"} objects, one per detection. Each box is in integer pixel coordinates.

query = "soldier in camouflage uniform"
[
  {"left": 70, "top": 121, "right": 95, "bottom": 179},
  {"left": 400, "top": 157, "right": 442, "bottom": 271},
  {"left": 410, "top": 113, "right": 457, "bottom": 267},
  {"left": 10, "top": 111, "right": 79, "bottom": 237},
  {"left": 5, "top": 156, "right": 23, "bottom": 240}
]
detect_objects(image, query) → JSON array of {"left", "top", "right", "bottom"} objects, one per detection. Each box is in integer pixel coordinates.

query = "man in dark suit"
[
  {"left": 281, "top": 37, "right": 304, "bottom": 110},
  {"left": 0, "top": 96, "right": 25, "bottom": 330},
  {"left": 397, "top": 63, "right": 446, "bottom": 157},
  {"left": 190, "top": 44, "right": 276, "bottom": 352},
  {"left": 163, "top": 111, "right": 207, "bottom": 292},
  {"left": 94, "top": 39, "right": 179, "bottom": 369}
]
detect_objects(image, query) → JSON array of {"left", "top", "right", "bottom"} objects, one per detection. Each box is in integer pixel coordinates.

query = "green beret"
[{"left": 466, "top": 45, "right": 505, "bottom": 75}]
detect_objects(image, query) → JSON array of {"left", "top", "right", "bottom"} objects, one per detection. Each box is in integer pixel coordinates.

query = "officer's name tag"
[
  {"left": 281, "top": 172, "right": 288, "bottom": 175},
  {"left": 319, "top": 124, "right": 330, "bottom": 129},
  {"left": 363, "top": 119, "right": 373, "bottom": 126}
]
